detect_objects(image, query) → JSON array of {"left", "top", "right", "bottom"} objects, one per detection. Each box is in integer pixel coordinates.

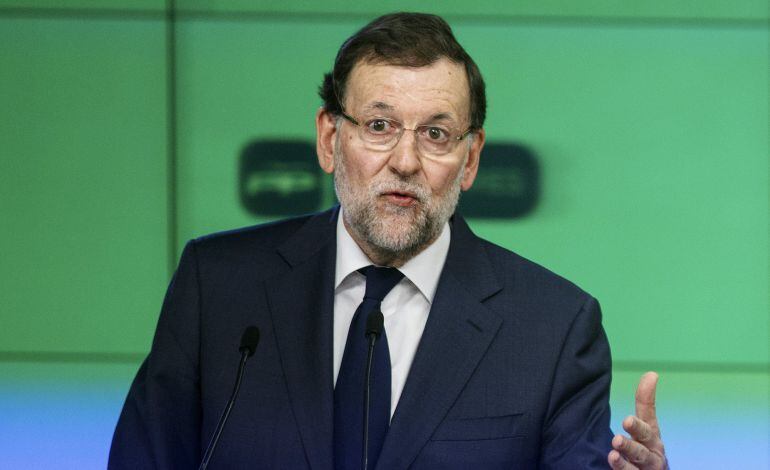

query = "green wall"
[{"left": 1, "top": 1, "right": 768, "bottom": 467}]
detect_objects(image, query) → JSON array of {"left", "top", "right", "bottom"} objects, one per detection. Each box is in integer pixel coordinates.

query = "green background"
[{"left": 1, "top": 1, "right": 767, "bottom": 467}]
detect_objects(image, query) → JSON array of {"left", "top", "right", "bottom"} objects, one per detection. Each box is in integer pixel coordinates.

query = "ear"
[
  {"left": 460, "top": 128, "right": 485, "bottom": 191},
  {"left": 316, "top": 107, "right": 338, "bottom": 174}
]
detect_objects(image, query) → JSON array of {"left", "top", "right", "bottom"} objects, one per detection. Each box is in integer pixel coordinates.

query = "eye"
[
  {"left": 366, "top": 119, "right": 392, "bottom": 134},
  {"left": 425, "top": 126, "right": 449, "bottom": 142}
]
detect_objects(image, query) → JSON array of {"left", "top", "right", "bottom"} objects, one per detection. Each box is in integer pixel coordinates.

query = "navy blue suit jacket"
[{"left": 110, "top": 207, "right": 613, "bottom": 469}]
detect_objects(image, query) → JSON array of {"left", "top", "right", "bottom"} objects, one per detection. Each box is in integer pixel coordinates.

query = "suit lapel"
[
  {"left": 376, "top": 215, "right": 504, "bottom": 469},
  {"left": 265, "top": 209, "right": 338, "bottom": 470}
]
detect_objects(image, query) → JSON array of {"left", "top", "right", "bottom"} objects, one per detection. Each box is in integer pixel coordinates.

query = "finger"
[
  {"left": 635, "top": 371, "right": 659, "bottom": 429},
  {"left": 612, "top": 435, "right": 660, "bottom": 468},
  {"left": 612, "top": 430, "right": 668, "bottom": 470},
  {"left": 622, "top": 416, "right": 656, "bottom": 445},
  {"left": 623, "top": 415, "right": 666, "bottom": 456},
  {"left": 608, "top": 448, "right": 638, "bottom": 470}
]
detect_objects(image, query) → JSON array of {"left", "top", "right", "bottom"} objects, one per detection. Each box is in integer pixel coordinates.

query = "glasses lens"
[
  {"left": 416, "top": 126, "right": 454, "bottom": 155},
  {"left": 359, "top": 118, "right": 399, "bottom": 148}
]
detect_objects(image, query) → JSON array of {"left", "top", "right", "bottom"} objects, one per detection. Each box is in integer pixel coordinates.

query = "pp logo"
[
  {"left": 239, "top": 140, "right": 324, "bottom": 216},
  {"left": 458, "top": 143, "right": 539, "bottom": 218}
]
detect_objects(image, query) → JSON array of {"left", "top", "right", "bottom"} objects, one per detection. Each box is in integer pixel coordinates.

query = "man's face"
[{"left": 316, "top": 58, "right": 485, "bottom": 262}]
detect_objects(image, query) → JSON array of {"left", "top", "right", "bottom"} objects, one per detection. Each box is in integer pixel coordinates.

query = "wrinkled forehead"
[{"left": 344, "top": 58, "right": 471, "bottom": 124}]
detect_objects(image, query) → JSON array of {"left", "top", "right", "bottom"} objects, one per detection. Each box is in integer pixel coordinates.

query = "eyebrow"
[
  {"left": 362, "top": 103, "right": 458, "bottom": 122},
  {"left": 428, "top": 112, "right": 455, "bottom": 122},
  {"left": 363, "top": 101, "right": 395, "bottom": 112}
]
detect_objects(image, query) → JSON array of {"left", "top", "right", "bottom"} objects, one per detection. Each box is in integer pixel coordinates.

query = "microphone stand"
[
  {"left": 363, "top": 329, "right": 378, "bottom": 470},
  {"left": 199, "top": 351, "right": 248, "bottom": 470},
  {"left": 362, "top": 311, "right": 384, "bottom": 470},
  {"left": 199, "top": 326, "right": 259, "bottom": 470}
]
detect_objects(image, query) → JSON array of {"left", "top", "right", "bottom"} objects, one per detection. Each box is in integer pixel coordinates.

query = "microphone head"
[
  {"left": 238, "top": 326, "right": 260, "bottom": 357},
  {"left": 365, "top": 310, "right": 384, "bottom": 338}
]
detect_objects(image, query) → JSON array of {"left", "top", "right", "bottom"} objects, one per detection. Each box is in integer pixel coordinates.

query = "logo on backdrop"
[
  {"left": 457, "top": 143, "right": 539, "bottom": 218},
  {"left": 239, "top": 140, "right": 539, "bottom": 219},
  {"left": 239, "top": 140, "right": 323, "bottom": 216}
]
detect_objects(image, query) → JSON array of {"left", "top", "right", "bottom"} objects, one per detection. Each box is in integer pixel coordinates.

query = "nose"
[{"left": 387, "top": 129, "right": 422, "bottom": 176}]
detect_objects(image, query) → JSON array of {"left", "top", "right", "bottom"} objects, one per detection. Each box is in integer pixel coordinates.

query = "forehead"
[{"left": 344, "top": 58, "right": 470, "bottom": 122}]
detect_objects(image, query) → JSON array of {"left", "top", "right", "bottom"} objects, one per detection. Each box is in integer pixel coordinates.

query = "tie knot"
[{"left": 359, "top": 266, "right": 404, "bottom": 302}]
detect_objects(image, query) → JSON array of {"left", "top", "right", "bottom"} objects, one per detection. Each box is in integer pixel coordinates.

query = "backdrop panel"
[{"left": 0, "top": 17, "right": 169, "bottom": 354}]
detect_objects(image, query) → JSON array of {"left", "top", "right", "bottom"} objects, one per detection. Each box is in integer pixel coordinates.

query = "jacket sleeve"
[
  {"left": 108, "top": 241, "right": 202, "bottom": 469},
  {"left": 539, "top": 295, "right": 614, "bottom": 469}
]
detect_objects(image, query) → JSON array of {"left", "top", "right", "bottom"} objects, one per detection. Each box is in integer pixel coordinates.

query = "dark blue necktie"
[{"left": 334, "top": 266, "right": 404, "bottom": 470}]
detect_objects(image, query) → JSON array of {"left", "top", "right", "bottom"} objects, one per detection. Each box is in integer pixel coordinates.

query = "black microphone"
[
  {"left": 363, "top": 311, "right": 384, "bottom": 470},
  {"left": 198, "top": 326, "right": 260, "bottom": 470},
  {"left": 239, "top": 326, "right": 260, "bottom": 358}
]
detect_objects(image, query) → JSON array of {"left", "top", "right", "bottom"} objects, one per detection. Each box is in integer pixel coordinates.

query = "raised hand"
[{"left": 608, "top": 372, "right": 668, "bottom": 470}]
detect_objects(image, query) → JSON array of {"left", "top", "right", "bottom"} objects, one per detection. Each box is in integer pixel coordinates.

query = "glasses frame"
[{"left": 339, "top": 110, "right": 474, "bottom": 155}]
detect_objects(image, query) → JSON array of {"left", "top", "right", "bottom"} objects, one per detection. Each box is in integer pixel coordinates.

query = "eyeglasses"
[{"left": 339, "top": 111, "right": 473, "bottom": 157}]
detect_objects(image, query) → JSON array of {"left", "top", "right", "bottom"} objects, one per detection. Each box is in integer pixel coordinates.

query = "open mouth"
[{"left": 382, "top": 190, "right": 419, "bottom": 207}]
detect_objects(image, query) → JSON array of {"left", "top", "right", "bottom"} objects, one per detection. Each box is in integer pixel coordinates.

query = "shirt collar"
[{"left": 334, "top": 207, "right": 451, "bottom": 304}]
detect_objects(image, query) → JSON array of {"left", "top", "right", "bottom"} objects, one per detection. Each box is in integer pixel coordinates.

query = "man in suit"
[{"left": 110, "top": 12, "right": 668, "bottom": 469}]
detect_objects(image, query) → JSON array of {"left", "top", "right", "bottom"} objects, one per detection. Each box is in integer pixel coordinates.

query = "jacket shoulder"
[
  {"left": 480, "top": 239, "right": 595, "bottom": 311},
  {"left": 191, "top": 213, "right": 316, "bottom": 254},
  {"left": 177, "top": 210, "right": 336, "bottom": 280}
]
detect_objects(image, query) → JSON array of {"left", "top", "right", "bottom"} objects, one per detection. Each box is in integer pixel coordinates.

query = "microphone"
[
  {"left": 198, "top": 326, "right": 260, "bottom": 470},
  {"left": 239, "top": 326, "right": 260, "bottom": 357},
  {"left": 365, "top": 310, "right": 384, "bottom": 340},
  {"left": 363, "top": 311, "right": 384, "bottom": 470}
]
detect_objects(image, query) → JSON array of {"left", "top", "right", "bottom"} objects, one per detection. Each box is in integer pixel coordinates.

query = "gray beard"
[{"left": 333, "top": 144, "right": 464, "bottom": 264}]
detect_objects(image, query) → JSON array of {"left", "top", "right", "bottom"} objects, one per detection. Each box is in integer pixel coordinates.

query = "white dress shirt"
[{"left": 333, "top": 210, "right": 450, "bottom": 418}]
